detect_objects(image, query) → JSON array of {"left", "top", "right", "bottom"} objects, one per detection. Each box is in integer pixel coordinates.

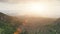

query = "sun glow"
[
  {"left": 23, "top": 3, "right": 48, "bottom": 16},
  {"left": 17, "top": 3, "right": 48, "bottom": 17},
  {"left": 29, "top": 3, "right": 47, "bottom": 11}
]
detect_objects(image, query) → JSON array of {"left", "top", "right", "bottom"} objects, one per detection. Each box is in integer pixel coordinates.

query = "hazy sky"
[{"left": 0, "top": 0, "right": 60, "bottom": 18}]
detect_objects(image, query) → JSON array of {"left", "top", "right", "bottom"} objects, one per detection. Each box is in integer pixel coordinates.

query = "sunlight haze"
[{"left": 0, "top": 0, "right": 60, "bottom": 18}]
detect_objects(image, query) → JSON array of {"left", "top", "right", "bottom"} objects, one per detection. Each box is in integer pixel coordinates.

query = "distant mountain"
[
  {"left": 0, "top": 12, "right": 12, "bottom": 22},
  {"left": 0, "top": 12, "right": 22, "bottom": 25}
]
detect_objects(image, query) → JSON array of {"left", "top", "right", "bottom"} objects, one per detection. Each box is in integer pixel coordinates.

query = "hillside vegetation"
[
  {"left": 0, "top": 12, "right": 60, "bottom": 34},
  {"left": 0, "top": 12, "right": 24, "bottom": 34}
]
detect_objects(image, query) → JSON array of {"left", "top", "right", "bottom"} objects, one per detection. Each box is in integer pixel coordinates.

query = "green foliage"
[
  {"left": 0, "top": 20, "right": 16, "bottom": 34},
  {"left": 44, "top": 18, "right": 60, "bottom": 34},
  {"left": 0, "top": 12, "right": 28, "bottom": 34},
  {"left": 0, "top": 13, "right": 21, "bottom": 34},
  {"left": 0, "top": 28, "right": 4, "bottom": 34}
]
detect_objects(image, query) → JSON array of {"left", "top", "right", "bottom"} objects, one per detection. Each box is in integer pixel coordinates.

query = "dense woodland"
[{"left": 0, "top": 12, "right": 60, "bottom": 34}]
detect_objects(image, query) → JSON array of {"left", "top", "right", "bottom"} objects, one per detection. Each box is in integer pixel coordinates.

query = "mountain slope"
[
  {"left": 20, "top": 16, "right": 57, "bottom": 34},
  {"left": 0, "top": 12, "right": 23, "bottom": 34},
  {"left": 42, "top": 18, "right": 60, "bottom": 34}
]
